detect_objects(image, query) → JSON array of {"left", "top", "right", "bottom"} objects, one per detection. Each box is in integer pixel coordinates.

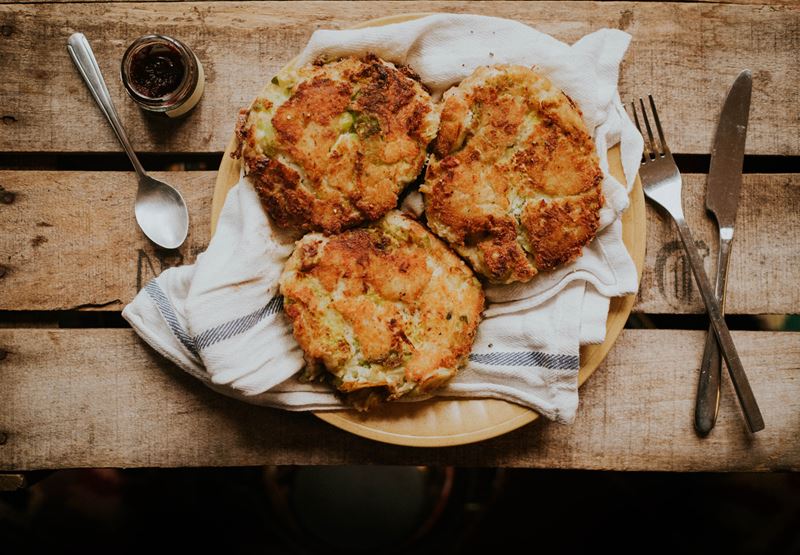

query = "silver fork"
[{"left": 631, "top": 96, "right": 764, "bottom": 433}]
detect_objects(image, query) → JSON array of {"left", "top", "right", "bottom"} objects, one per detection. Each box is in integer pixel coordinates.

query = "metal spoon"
[{"left": 67, "top": 32, "right": 189, "bottom": 250}]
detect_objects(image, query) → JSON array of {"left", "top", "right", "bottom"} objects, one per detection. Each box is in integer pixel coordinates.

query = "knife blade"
[
  {"left": 694, "top": 70, "right": 752, "bottom": 435},
  {"left": 705, "top": 71, "right": 752, "bottom": 229}
]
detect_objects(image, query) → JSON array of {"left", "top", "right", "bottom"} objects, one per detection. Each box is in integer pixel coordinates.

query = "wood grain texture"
[
  {"left": 0, "top": 171, "right": 213, "bottom": 311},
  {"left": 12, "top": 0, "right": 798, "bottom": 5},
  {"left": 0, "top": 328, "right": 796, "bottom": 471},
  {"left": 636, "top": 173, "right": 800, "bottom": 314},
  {"left": 2, "top": 171, "right": 797, "bottom": 314},
  {"left": 0, "top": 2, "right": 797, "bottom": 154}
]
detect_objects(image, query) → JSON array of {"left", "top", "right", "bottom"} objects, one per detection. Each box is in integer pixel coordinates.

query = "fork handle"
[
  {"left": 694, "top": 232, "right": 733, "bottom": 435},
  {"left": 674, "top": 218, "right": 764, "bottom": 433}
]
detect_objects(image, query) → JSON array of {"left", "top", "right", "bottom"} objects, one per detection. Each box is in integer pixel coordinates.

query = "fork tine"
[
  {"left": 648, "top": 95, "right": 669, "bottom": 155},
  {"left": 639, "top": 98, "right": 659, "bottom": 157},
  {"left": 630, "top": 101, "right": 651, "bottom": 161}
]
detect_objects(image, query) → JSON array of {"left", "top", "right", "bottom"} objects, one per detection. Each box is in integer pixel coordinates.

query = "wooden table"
[{"left": 1, "top": 1, "right": 798, "bottom": 474}]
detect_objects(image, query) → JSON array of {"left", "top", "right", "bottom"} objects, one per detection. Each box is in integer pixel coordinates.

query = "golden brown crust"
[
  {"left": 421, "top": 65, "right": 604, "bottom": 284},
  {"left": 522, "top": 186, "right": 602, "bottom": 270},
  {"left": 279, "top": 211, "right": 484, "bottom": 409},
  {"left": 239, "top": 55, "right": 439, "bottom": 235}
]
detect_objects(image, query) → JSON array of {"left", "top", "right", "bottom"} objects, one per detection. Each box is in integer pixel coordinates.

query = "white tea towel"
[{"left": 123, "top": 14, "right": 642, "bottom": 424}]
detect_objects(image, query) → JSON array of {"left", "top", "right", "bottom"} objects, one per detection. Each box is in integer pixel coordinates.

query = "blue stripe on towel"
[
  {"left": 145, "top": 279, "right": 282, "bottom": 354},
  {"left": 469, "top": 351, "right": 579, "bottom": 370},
  {"left": 144, "top": 280, "right": 199, "bottom": 355},
  {"left": 194, "top": 295, "right": 283, "bottom": 350}
]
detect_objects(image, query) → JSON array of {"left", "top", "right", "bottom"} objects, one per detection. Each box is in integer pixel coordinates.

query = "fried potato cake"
[
  {"left": 421, "top": 65, "right": 604, "bottom": 284},
  {"left": 279, "top": 210, "right": 484, "bottom": 410},
  {"left": 236, "top": 55, "right": 439, "bottom": 235}
]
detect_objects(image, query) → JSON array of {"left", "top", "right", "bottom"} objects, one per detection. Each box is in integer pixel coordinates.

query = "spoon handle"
[{"left": 67, "top": 33, "right": 147, "bottom": 178}]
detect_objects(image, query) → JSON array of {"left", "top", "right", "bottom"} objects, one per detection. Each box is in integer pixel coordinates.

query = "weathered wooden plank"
[
  {"left": 1, "top": 171, "right": 797, "bottom": 313},
  {"left": 0, "top": 2, "right": 797, "bottom": 155},
  {"left": 0, "top": 171, "right": 213, "bottom": 311},
  {"left": 10, "top": 0, "right": 797, "bottom": 6},
  {"left": 0, "top": 328, "right": 796, "bottom": 471},
  {"left": 637, "top": 173, "right": 800, "bottom": 314}
]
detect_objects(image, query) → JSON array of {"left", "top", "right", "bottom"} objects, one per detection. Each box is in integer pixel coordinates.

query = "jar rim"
[{"left": 120, "top": 34, "right": 198, "bottom": 110}]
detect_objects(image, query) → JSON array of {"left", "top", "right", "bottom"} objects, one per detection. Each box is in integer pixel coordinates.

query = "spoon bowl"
[{"left": 135, "top": 175, "right": 190, "bottom": 249}]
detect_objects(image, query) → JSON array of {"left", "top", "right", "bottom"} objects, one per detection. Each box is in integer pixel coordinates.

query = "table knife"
[{"left": 694, "top": 70, "right": 752, "bottom": 435}]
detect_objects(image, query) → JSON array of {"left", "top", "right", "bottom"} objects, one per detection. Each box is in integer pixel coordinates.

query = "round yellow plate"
[{"left": 211, "top": 14, "right": 646, "bottom": 447}]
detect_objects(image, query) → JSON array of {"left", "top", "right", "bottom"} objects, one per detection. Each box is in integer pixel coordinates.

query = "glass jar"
[{"left": 120, "top": 34, "right": 205, "bottom": 118}]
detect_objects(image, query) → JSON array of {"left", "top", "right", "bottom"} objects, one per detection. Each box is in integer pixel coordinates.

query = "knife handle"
[
  {"left": 675, "top": 219, "right": 763, "bottom": 433},
  {"left": 695, "top": 231, "right": 733, "bottom": 435}
]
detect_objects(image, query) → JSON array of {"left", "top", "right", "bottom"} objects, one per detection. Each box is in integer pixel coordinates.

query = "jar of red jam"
[{"left": 120, "top": 34, "right": 205, "bottom": 118}]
